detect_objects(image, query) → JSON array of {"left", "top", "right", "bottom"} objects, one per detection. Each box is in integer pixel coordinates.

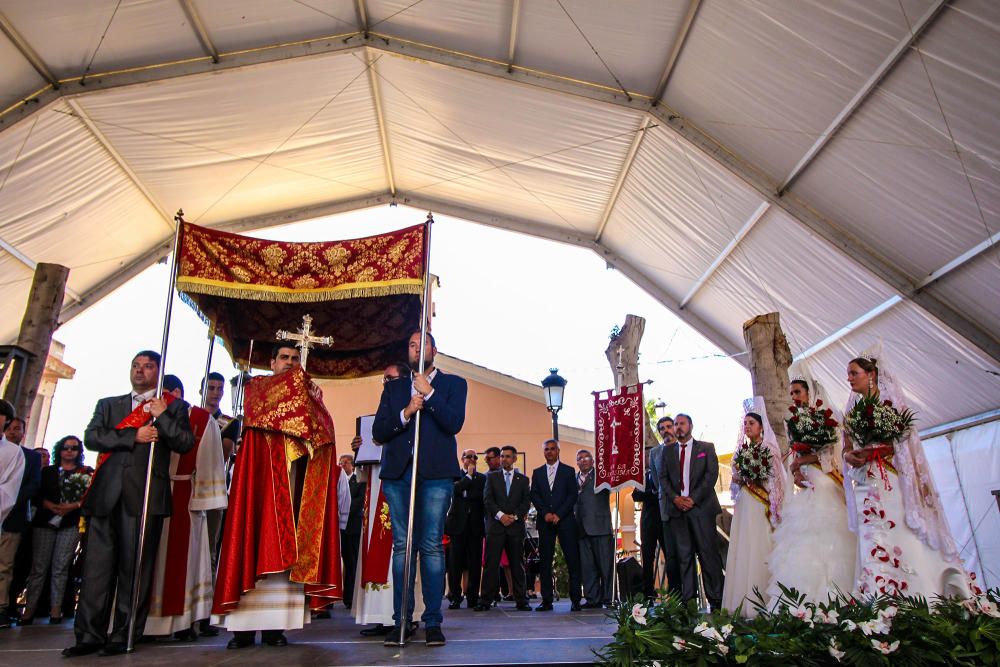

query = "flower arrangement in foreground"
[{"left": 596, "top": 584, "right": 1000, "bottom": 666}]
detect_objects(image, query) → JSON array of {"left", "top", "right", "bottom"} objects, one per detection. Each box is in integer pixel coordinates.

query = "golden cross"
[{"left": 275, "top": 314, "right": 333, "bottom": 372}]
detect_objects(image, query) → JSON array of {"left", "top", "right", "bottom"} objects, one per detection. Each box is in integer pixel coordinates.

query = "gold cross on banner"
[{"left": 275, "top": 314, "right": 333, "bottom": 372}]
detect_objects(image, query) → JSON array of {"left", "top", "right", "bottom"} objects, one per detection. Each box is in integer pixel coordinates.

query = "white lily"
[
  {"left": 631, "top": 603, "right": 647, "bottom": 626},
  {"left": 828, "top": 639, "right": 845, "bottom": 662},
  {"left": 871, "top": 639, "right": 900, "bottom": 655}
]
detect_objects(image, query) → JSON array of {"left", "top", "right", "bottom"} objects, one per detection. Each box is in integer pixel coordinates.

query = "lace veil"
[{"left": 733, "top": 396, "right": 786, "bottom": 528}]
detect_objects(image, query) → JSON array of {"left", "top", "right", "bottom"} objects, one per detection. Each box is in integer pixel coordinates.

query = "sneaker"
[
  {"left": 383, "top": 624, "right": 413, "bottom": 646},
  {"left": 425, "top": 626, "right": 446, "bottom": 647}
]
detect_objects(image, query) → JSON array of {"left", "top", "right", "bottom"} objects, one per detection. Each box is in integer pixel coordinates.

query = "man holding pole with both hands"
[{"left": 373, "top": 330, "right": 468, "bottom": 648}]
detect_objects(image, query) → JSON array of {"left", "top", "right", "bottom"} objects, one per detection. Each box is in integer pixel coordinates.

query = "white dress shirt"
[
  {"left": 131, "top": 389, "right": 155, "bottom": 410},
  {"left": 399, "top": 368, "right": 439, "bottom": 426},
  {"left": 677, "top": 438, "right": 694, "bottom": 496}
]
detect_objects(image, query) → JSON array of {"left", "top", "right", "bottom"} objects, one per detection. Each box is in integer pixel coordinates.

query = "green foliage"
[{"left": 595, "top": 587, "right": 1000, "bottom": 666}]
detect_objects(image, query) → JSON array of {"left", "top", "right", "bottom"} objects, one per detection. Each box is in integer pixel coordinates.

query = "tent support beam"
[
  {"left": 777, "top": 0, "right": 949, "bottom": 195},
  {"left": 915, "top": 231, "right": 999, "bottom": 290},
  {"left": 179, "top": 0, "right": 220, "bottom": 63},
  {"left": 919, "top": 408, "right": 1000, "bottom": 440},
  {"left": 65, "top": 99, "right": 176, "bottom": 233},
  {"left": 506, "top": 0, "right": 521, "bottom": 73},
  {"left": 0, "top": 238, "right": 81, "bottom": 302},
  {"left": 652, "top": 0, "right": 701, "bottom": 101},
  {"left": 366, "top": 49, "right": 396, "bottom": 196},
  {"left": 593, "top": 115, "right": 652, "bottom": 243},
  {"left": 0, "top": 11, "right": 59, "bottom": 88},
  {"left": 680, "top": 202, "right": 770, "bottom": 308},
  {"left": 354, "top": 0, "right": 370, "bottom": 36}
]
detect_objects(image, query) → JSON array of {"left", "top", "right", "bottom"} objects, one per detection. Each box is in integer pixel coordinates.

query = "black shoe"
[
  {"left": 360, "top": 624, "right": 392, "bottom": 637},
  {"left": 62, "top": 643, "right": 102, "bottom": 657},
  {"left": 198, "top": 620, "right": 219, "bottom": 637},
  {"left": 570, "top": 602, "right": 582, "bottom": 611},
  {"left": 535, "top": 603, "right": 553, "bottom": 611},
  {"left": 582, "top": 601, "right": 602, "bottom": 609},
  {"left": 383, "top": 624, "right": 413, "bottom": 646},
  {"left": 19, "top": 616, "right": 34, "bottom": 626},
  {"left": 227, "top": 631, "right": 255, "bottom": 649},
  {"left": 99, "top": 642, "right": 128, "bottom": 656},
  {"left": 425, "top": 626, "right": 446, "bottom": 647},
  {"left": 173, "top": 628, "right": 198, "bottom": 642},
  {"left": 312, "top": 610, "right": 331, "bottom": 619},
  {"left": 261, "top": 630, "right": 287, "bottom": 647},
  {"left": 0, "top": 612, "right": 10, "bottom": 629},
  {"left": 466, "top": 598, "right": 479, "bottom": 609},
  {"left": 515, "top": 603, "right": 531, "bottom": 611},
  {"left": 447, "top": 600, "right": 461, "bottom": 610},
  {"left": 472, "top": 604, "right": 490, "bottom": 612}
]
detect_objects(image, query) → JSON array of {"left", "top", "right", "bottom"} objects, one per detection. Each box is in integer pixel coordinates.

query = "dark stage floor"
[{"left": 0, "top": 599, "right": 614, "bottom": 667}]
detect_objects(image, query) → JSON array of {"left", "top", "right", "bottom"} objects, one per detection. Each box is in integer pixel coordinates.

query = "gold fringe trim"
[{"left": 177, "top": 276, "right": 423, "bottom": 303}]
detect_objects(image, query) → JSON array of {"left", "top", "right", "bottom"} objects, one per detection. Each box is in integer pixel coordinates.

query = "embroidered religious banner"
[
  {"left": 593, "top": 384, "right": 645, "bottom": 493},
  {"left": 175, "top": 221, "right": 428, "bottom": 379}
]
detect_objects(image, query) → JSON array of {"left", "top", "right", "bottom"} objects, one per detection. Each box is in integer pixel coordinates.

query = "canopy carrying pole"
[
  {"left": 398, "top": 212, "right": 434, "bottom": 646},
  {"left": 126, "top": 211, "right": 184, "bottom": 652},
  {"left": 199, "top": 321, "right": 216, "bottom": 409}
]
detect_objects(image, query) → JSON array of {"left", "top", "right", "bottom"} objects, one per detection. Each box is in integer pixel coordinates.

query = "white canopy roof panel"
[{"left": 0, "top": 0, "right": 996, "bottom": 430}]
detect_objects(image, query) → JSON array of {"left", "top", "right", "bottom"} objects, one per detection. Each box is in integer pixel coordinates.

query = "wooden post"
[
  {"left": 742, "top": 312, "right": 792, "bottom": 454},
  {"left": 605, "top": 314, "right": 658, "bottom": 449},
  {"left": 11, "top": 263, "right": 69, "bottom": 420}
]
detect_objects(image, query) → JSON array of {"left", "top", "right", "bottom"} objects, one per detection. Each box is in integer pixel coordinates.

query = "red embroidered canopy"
[{"left": 176, "top": 221, "right": 427, "bottom": 379}]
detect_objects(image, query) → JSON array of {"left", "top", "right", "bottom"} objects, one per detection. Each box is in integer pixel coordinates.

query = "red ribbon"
[{"left": 865, "top": 444, "right": 896, "bottom": 491}]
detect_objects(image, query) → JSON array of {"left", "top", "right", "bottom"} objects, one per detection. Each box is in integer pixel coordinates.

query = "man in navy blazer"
[
  {"left": 529, "top": 439, "right": 582, "bottom": 611},
  {"left": 373, "top": 331, "right": 467, "bottom": 648}
]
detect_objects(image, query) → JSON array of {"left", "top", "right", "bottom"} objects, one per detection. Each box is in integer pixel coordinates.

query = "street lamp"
[
  {"left": 654, "top": 400, "right": 667, "bottom": 419},
  {"left": 541, "top": 368, "right": 567, "bottom": 441}
]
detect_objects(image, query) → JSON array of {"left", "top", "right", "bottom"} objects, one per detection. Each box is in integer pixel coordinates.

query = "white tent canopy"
[{"left": 0, "top": 0, "right": 998, "bottom": 432}]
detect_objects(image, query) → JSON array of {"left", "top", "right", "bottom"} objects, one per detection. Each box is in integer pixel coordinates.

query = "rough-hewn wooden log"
[
  {"left": 606, "top": 314, "right": 659, "bottom": 450},
  {"left": 12, "top": 263, "right": 69, "bottom": 420},
  {"left": 742, "top": 312, "right": 792, "bottom": 454}
]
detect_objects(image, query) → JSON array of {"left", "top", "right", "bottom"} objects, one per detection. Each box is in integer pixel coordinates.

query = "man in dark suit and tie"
[
  {"left": 658, "top": 413, "right": 723, "bottom": 610},
  {"left": 373, "top": 331, "right": 467, "bottom": 647},
  {"left": 476, "top": 445, "right": 530, "bottom": 612},
  {"left": 529, "top": 439, "right": 582, "bottom": 611},
  {"left": 445, "top": 449, "right": 486, "bottom": 610},
  {"left": 631, "top": 416, "right": 681, "bottom": 599},
  {"left": 64, "top": 350, "right": 194, "bottom": 657},
  {"left": 340, "top": 453, "right": 364, "bottom": 610},
  {"left": 574, "top": 449, "right": 612, "bottom": 608}
]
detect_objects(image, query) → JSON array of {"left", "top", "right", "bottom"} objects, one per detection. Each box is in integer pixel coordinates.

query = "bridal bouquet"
[
  {"left": 786, "top": 399, "right": 838, "bottom": 456},
  {"left": 732, "top": 439, "right": 772, "bottom": 487},
  {"left": 844, "top": 394, "right": 915, "bottom": 449},
  {"left": 60, "top": 471, "right": 93, "bottom": 504}
]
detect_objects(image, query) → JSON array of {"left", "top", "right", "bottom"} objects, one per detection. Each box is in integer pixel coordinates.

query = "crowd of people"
[{"left": 0, "top": 333, "right": 980, "bottom": 656}]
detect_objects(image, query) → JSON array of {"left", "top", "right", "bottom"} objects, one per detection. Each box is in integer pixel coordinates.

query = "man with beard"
[
  {"left": 445, "top": 449, "right": 486, "bottom": 610},
  {"left": 632, "top": 416, "right": 680, "bottom": 599}
]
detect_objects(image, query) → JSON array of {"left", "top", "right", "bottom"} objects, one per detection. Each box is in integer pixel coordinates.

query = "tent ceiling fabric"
[{"left": 0, "top": 0, "right": 997, "bottom": 431}]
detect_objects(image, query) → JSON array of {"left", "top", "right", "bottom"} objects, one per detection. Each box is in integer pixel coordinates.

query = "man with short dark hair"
[
  {"left": 633, "top": 416, "right": 680, "bottom": 599},
  {"left": 64, "top": 351, "right": 195, "bottom": 656},
  {"left": 445, "top": 449, "right": 486, "bottom": 610},
  {"left": 575, "top": 449, "right": 612, "bottom": 608},
  {"left": 339, "top": 452, "right": 363, "bottom": 610},
  {"left": 374, "top": 331, "right": 467, "bottom": 647},
  {"left": 529, "top": 439, "right": 581, "bottom": 612},
  {"left": 658, "top": 413, "right": 723, "bottom": 611},
  {"left": 477, "top": 445, "right": 530, "bottom": 613},
  {"left": 0, "top": 400, "right": 24, "bottom": 530}
]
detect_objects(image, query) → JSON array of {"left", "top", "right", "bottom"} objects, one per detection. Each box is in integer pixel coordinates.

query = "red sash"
[
  {"left": 361, "top": 481, "right": 392, "bottom": 587},
  {"left": 83, "top": 392, "right": 178, "bottom": 501},
  {"left": 159, "top": 406, "right": 210, "bottom": 616}
]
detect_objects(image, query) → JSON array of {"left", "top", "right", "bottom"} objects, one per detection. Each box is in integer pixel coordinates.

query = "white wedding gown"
[
  {"left": 766, "top": 447, "right": 856, "bottom": 606},
  {"left": 722, "top": 483, "right": 773, "bottom": 616}
]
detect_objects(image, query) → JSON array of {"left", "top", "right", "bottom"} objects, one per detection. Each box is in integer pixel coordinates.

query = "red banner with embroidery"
[
  {"left": 175, "top": 221, "right": 427, "bottom": 379},
  {"left": 593, "top": 384, "right": 645, "bottom": 493},
  {"left": 360, "top": 483, "right": 392, "bottom": 588}
]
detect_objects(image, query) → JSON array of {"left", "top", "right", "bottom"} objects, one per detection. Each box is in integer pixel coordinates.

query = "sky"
[{"left": 44, "top": 204, "right": 751, "bottom": 454}]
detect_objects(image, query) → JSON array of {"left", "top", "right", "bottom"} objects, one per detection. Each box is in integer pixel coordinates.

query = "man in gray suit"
[
  {"left": 657, "top": 413, "right": 723, "bottom": 610},
  {"left": 574, "top": 450, "right": 612, "bottom": 608},
  {"left": 632, "top": 416, "right": 681, "bottom": 599},
  {"left": 64, "top": 351, "right": 194, "bottom": 657}
]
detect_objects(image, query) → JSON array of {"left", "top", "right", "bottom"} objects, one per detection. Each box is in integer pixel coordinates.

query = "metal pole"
[
  {"left": 126, "top": 214, "right": 183, "bottom": 652},
  {"left": 552, "top": 411, "right": 559, "bottom": 442},
  {"left": 399, "top": 214, "right": 434, "bottom": 646},
  {"left": 612, "top": 490, "right": 621, "bottom": 604},
  {"left": 199, "top": 321, "right": 216, "bottom": 409}
]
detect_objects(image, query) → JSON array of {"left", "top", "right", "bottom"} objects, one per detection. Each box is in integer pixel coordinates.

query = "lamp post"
[{"left": 541, "top": 368, "right": 567, "bottom": 441}]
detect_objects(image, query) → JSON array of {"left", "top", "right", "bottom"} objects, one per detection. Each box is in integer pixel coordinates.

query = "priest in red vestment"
[
  {"left": 212, "top": 344, "right": 341, "bottom": 649},
  {"left": 145, "top": 375, "right": 227, "bottom": 639}
]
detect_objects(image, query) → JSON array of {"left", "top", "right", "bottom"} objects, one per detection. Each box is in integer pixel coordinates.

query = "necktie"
[
  {"left": 679, "top": 443, "right": 688, "bottom": 495},
  {"left": 578, "top": 472, "right": 585, "bottom": 489},
  {"left": 505, "top": 471, "right": 512, "bottom": 495},
  {"left": 547, "top": 466, "right": 555, "bottom": 490}
]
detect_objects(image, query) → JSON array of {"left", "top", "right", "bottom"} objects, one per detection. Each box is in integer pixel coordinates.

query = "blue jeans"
[{"left": 382, "top": 465, "right": 453, "bottom": 628}]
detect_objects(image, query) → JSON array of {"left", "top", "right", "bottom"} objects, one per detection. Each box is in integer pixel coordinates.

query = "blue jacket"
[
  {"left": 529, "top": 462, "right": 578, "bottom": 523},
  {"left": 374, "top": 370, "right": 468, "bottom": 481}
]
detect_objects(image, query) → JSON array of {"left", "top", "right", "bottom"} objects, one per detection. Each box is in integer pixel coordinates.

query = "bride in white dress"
[
  {"left": 722, "top": 397, "right": 785, "bottom": 616},
  {"left": 766, "top": 369, "right": 856, "bottom": 606},
  {"left": 843, "top": 348, "right": 970, "bottom": 600}
]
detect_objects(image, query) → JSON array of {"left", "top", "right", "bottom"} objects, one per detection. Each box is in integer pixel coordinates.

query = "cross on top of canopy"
[{"left": 0, "top": 0, "right": 996, "bottom": 429}]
